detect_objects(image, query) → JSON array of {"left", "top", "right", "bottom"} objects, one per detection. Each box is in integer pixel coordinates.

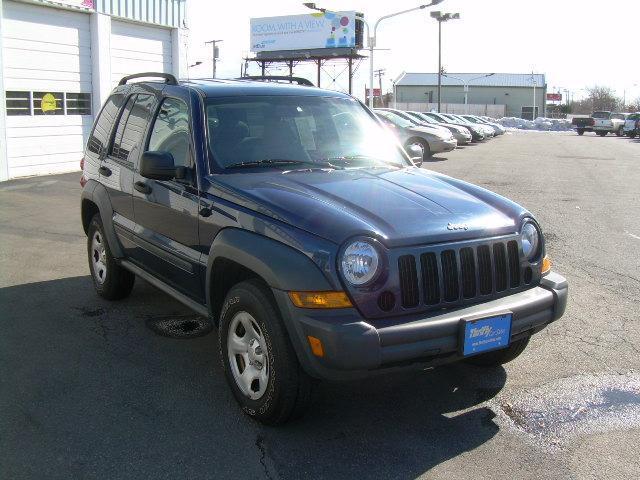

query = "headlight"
[
  {"left": 341, "top": 240, "right": 380, "bottom": 285},
  {"left": 521, "top": 222, "right": 541, "bottom": 260}
]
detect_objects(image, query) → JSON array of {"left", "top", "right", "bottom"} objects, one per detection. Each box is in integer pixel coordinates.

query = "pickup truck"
[
  {"left": 592, "top": 111, "right": 627, "bottom": 136},
  {"left": 571, "top": 116, "right": 595, "bottom": 135},
  {"left": 81, "top": 72, "right": 568, "bottom": 424}
]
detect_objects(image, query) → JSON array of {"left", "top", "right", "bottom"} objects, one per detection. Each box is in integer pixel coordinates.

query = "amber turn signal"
[
  {"left": 541, "top": 255, "right": 552, "bottom": 275},
  {"left": 307, "top": 336, "right": 325, "bottom": 357},
  {"left": 288, "top": 291, "right": 353, "bottom": 309}
]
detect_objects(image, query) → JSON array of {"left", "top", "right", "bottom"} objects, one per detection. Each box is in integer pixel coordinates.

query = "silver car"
[
  {"left": 374, "top": 110, "right": 457, "bottom": 160},
  {"left": 404, "top": 111, "right": 473, "bottom": 145},
  {"left": 461, "top": 115, "right": 506, "bottom": 135}
]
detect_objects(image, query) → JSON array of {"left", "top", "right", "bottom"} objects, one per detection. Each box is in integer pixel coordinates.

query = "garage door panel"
[
  {"left": 4, "top": 50, "right": 91, "bottom": 75},
  {"left": 6, "top": 125, "right": 91, "bottom": 138},
  {"left": 9, "top": 159, "right": 82, "bottom": 178},
  {"left": 7, "top": 133, "right": 88, "bottom": 158},
  {"left": 2, "top": 37, "right": 88, "bottom": 56}
]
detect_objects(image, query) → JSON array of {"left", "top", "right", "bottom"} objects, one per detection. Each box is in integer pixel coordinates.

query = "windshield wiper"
[{"left": 226, "top": 159, "right": 310, "bottom": 169}]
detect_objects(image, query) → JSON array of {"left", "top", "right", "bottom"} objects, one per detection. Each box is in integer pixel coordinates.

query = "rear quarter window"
[{"left": 87, "top": 94, "right": 124, "bottom": 156}]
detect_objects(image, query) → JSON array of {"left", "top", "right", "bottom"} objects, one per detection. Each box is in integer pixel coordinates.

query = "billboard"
[
  {"left": 547, "top": 93, "right": 562, "bottom": 102},
  {"left": 250, "top": 12, "right": 357, "bottom": 52}
]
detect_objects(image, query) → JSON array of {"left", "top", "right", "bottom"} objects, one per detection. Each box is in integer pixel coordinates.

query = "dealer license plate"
[{"left": 461, "top": 313, "right": 512, "bottom": 356}]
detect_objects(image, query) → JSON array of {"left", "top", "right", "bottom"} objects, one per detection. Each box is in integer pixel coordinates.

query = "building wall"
[{"left": 396, "top": 85, "right": 547, "bottom": 118}]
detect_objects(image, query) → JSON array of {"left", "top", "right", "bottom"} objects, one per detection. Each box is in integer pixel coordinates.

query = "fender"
[
  {"left": 205, "top": 228, "right": 335, "bottom": 315},
  {"left": 81, "top": 180, "right": 124, "bottom": 258}
]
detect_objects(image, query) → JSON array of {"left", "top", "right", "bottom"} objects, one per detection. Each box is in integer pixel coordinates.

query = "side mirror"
[
  {"left": 406, "top": 144, "right": 424, "bottom": 167},
  {"left": 140, "top": 151, "right": 183, "bottom": 180}
]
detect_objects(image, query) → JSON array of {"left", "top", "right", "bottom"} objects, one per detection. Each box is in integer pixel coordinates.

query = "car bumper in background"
[
  {"left": 430, "top": 138, "right": 458, "bottom": 153},
  {"left": 274, "top": 272, "right": 568, "bottom": 380}
]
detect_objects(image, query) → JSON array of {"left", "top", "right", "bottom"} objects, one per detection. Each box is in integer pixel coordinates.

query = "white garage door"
[
  {"left": 110, "top": 20, "right": 173, "bottom": 86},
  {"left": 2, "top": 1, "right": 92, "bottom": 178}
]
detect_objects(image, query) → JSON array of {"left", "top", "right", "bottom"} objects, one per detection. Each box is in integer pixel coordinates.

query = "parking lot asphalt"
[{"left": 1, "top": 132, "right": 639, "bottom": 480}]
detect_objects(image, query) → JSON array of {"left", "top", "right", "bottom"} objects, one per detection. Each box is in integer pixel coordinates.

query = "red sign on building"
[
  {"left": 365, "top": 88, "right": 382, "bottom": 97},
  {"left": 546, "top": 93, "right": 562, "bottom": 102}
]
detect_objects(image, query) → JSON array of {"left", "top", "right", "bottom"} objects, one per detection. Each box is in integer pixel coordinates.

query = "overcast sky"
[{"left": 185, "top": 0, "right": 640, "bottom": 104}]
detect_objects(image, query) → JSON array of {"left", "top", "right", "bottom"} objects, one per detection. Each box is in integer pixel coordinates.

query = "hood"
[
  {"left": 407, "top": 125, "right": 452, "bottom": 140},
  {"left": 206, "top": 167, "right": 527, "bottom": 248}
]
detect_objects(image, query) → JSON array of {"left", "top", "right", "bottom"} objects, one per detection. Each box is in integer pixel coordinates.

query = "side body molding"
[
  {"left": 81, "top": 180, "right": 124, "bottom": 258},
  {"left": 205, "top": 228, "right": 335, "bottom": 316}
]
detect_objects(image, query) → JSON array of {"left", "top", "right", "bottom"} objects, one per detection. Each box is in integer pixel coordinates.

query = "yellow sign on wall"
[{"left": 41, "top": 93, "right": 57, "bottom": 113}]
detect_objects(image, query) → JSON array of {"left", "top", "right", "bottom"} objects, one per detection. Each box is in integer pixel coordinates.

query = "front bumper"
[
  {"left": 430, "top": 138, "right": 458, "bottom": 153},
  {"left": 274, "top": 272, "right": 568, "bottom": 380}
]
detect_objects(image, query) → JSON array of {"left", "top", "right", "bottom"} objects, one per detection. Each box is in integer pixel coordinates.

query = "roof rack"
[
  {"left": 118, "top": 72, "right": 178, "bottom": 86},
  {"left": 236, "top": 76, "right": 314, "bottom": 87}
]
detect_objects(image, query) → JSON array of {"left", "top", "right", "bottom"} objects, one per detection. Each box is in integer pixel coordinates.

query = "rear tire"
[
  {"left": 616, "top": 127, "right": 623, "bottom": 137},
  {"left": 596, "top": 131, "right": 607, "bottom": 137},
  {"left": 577, "top": 129, "right": 584, "bottom": 136},
  {"left": 87, "top": 214, "right": 135, "bottom": 300},
  {"left": 219, "top": 279, "right": 312, "bottom": 425},
  {"left": 464, "top": 336, "right": 530, "bottom": 367}
]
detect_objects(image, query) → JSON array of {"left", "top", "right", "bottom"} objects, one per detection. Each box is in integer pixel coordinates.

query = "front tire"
[
  {"left": 219, "top": 280, "right": 312, "bottom": 425},
  {"left": 405, "top": 138, "right": 431, "bottom": 161},
  {"left": 464, "top": 336, "right": 530, "bottom": 367},
  {"left": 616, "top": 127, "right": 623, "bottom": 137},
  {"left": 596, "top": 131, "right": 607, "bottom": 136},
  {"left": 87, "top": 214, "right": 135, "bottom": 300}
]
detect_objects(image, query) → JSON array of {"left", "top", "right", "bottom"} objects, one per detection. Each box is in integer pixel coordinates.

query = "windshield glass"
[
  {"left": 410, "top": 112, "right": 435, "bottom": 124},
  {"left": 206, "top": 96, "right": 407, "bottom": 169},
  {"left": 374, "top": 110, "right": 416, "bottom": 128}
]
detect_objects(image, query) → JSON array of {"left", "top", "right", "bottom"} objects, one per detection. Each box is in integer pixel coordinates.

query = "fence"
[{"left": 394, "top": 102, "right": 506, "bottom": 118}]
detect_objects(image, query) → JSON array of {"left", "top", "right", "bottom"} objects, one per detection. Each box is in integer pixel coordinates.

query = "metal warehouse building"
[
  {"left": 395, "top": 72, "right": 547, "bottom": 119},
  {"left": 0, "top": 0, "right": 187, "bottom": 181}
]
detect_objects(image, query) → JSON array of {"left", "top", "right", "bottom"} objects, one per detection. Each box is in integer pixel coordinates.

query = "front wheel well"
[
  {"left": 209, "top": 258, "right": 273, "bottom": 325},
  {"left": 81, "top": 199, "right": 99, "bottom": 234}
]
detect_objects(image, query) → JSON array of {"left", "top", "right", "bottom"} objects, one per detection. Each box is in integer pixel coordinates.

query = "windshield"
[
  {"left": 206, "top": 96, "right": 408, "bottom": 170},
  {"left": 410, "top": 112, "right": 436, "bottom": 124},
  {"left": 374, "top": 110, "right": 417, "bottom": 128},
  {"left": 425, "top": 112, "right": 447, "bottom": 123}
]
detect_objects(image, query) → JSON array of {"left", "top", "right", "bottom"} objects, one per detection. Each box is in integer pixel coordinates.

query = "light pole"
[
  {"left": 441, "top": 73, "right": 495, "bottom": 107},
  {"left": 304, "top": 1, "right": 444, "bottom": 108},
  {"left": 430, "top": 11, "right": 460, "bottom": 112},
  {"left": 205, "top": 39, "right": 223, "bottom": 78},
  {"left": 531, "top": 72, "right": 537, "bottom": 120}
]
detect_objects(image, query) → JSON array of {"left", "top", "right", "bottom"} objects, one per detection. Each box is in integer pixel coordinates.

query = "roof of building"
[{"left": 395, "top": 72, "right": 546, "bottom": 88}]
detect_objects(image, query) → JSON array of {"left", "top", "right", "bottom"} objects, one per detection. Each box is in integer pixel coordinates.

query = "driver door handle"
[{"left": 134, "top": 181, "right": 152, "bottom": 195}]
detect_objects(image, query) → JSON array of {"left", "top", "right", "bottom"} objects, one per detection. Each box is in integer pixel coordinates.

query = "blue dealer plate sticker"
[{"left": 462, "top": 313, "right": 512, "bottom": 356}]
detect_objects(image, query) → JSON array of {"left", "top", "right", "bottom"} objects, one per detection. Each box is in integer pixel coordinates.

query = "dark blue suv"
[{"left": 80, "top": 73, "right": 568, "bottom": 425}]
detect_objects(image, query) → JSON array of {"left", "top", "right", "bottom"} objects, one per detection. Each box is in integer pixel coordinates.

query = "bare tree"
[{"left": 569, "top": 85, "right": 623, "bottom": 114}]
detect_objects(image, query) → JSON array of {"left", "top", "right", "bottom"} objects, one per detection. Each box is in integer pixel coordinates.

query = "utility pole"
[
  {"left": 532, "top": 71, "right": 537, "bottom": 120},
  {"left": 205, "top": 39, "right": 223, "bottom": 78},
  {"left": 374, "top": 68, "right": 385, "bottom": 107}
]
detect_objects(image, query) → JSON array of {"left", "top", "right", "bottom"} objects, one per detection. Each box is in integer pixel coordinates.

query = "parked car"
[
  {"left": 81, "top": 73, "right": 567, "bottom": 425},
  {"left": 623, "top": 112, "right": 640, "bottom": 138},
  {"left": 592, "top": 111, "right": 627, "bottom": 136},
  {"left": 376, "top": 108, "right": 455, "bottom": 138},
  {"left": 571, "top": 116, "right": 595, "bottom": 135},
  {"left": 374, "top": 109, "right": 457, "bottom": 159},
  {"left": 402, "top": 110, "right": 473, "bottom": 145},
  {"left": 460, "top": 115, "right": 506, "bottom": 136},
  {"left": 422, "top": 112, "right": 486, "bottom": 142},
  {"left": 445, "top": 114, "right": 495, "bottom": 138}
]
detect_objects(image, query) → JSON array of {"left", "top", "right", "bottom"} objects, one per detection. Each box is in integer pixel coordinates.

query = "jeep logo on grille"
[{"left": 447, "top": 222, "right": 468, "bottom": 231}]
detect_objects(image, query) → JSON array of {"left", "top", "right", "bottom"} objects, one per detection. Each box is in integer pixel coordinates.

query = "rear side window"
[
  {"left": 111, "top": 94, "right": 155, "bottom": 162},
  {"left": 592, "top": 111, "right": 610, "bottom": 119},
  {"left": 87, "top": 94, "right": 123, "bottom": 155},
  {"left": 147, "top": 98, "right": 192, "bottom": 169}
]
